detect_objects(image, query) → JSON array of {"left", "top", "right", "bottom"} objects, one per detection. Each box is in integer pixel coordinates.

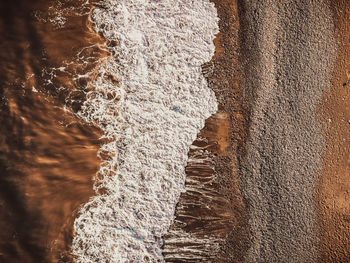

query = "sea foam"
[{"left": 72, "top": 0, "right": 219, "bottom": 262}]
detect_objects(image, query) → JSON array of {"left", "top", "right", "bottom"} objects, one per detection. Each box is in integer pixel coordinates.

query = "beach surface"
[{"left": 1, "top": 0, "right": 350, "bottom": 262}]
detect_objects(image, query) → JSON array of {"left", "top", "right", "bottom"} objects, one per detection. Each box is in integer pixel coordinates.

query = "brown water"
[{"left": 0, "top": 0, "right": 105, "bottom": 262}]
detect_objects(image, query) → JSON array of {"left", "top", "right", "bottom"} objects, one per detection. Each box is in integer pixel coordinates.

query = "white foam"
[{"left": 72, "top": 0, "right": 219, "bottom": 262}]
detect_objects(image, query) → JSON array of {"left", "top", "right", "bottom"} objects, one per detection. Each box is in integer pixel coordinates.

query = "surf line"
[{"left": 72, "top": 0, "right": 219, "bottom": 262}]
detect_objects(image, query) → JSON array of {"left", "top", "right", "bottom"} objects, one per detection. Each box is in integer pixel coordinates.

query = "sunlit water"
[{"left": 0, "top": 0, "right": 103, "bottom": 262}]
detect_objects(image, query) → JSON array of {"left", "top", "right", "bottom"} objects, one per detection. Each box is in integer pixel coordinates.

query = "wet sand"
[
  {"left": 163, "top": 1, "right": 249, "bottom": 262},
  {"left": 318, "top": 0, "right": 350, "bottom": 261}
]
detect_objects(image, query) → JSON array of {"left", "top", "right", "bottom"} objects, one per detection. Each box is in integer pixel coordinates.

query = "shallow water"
[{"left": 0, "top": 0, "right": 103, "bottom": 262}]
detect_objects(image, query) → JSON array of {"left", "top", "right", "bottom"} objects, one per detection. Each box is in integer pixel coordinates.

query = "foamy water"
[{"left": 71, "top": 0, "right": 219, "bottom": 262}]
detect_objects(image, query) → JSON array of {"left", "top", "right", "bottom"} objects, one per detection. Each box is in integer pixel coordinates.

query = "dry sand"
[{"left": 238, "top": 1, "right": 335, "bottom": 262}]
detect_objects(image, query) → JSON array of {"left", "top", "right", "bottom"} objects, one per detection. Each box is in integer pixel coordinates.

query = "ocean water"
[
  {"left": 71, "top": 0, "right": 219, "bottom": 262},
  {"left": 0, "top": 0, "right": 104, "bottom": 262}
]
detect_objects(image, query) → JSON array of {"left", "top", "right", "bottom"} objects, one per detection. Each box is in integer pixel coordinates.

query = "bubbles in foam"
[
  {"left": 33, "top": 0, "right": 91, "bottom": 29},
  {"left": 72, "top": 0, "right": 219, "bottom": 262}
]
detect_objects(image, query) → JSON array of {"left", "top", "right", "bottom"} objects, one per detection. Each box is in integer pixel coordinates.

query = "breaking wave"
[{"left": 72, "top": 0, "right": 219, "bottom": 261}]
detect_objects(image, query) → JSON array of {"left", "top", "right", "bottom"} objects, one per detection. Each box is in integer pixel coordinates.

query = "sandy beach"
[{"left": 1, "top": 0, "right": 350, "bottom": 262}]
